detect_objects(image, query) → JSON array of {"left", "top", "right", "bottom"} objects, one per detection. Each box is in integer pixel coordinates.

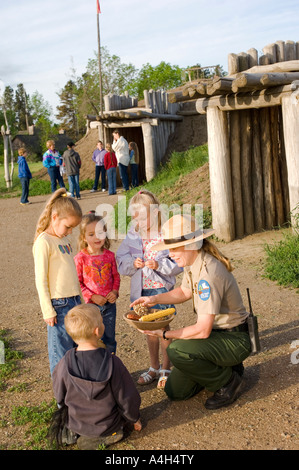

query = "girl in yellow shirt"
[{"left": 33, "top": 188, "right": 82, "bottom": 375}]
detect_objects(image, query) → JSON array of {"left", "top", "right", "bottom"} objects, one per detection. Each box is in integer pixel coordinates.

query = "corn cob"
[{"left": 140, "top": 308, "right": 175, "bottom": 322}]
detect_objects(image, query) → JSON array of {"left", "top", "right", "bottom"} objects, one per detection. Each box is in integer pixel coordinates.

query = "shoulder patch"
[{"left": 197, "top": 280, "right": 211, "bottom": 301}]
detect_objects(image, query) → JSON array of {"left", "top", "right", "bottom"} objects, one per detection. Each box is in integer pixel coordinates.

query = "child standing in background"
[
  {"left": 104, "top": 143, "right": 117, "bottom": 195},
  {"left": 116, "top": 189, "right": 182, "bottom": 389},
  {"left": 17, "top": 147, "right": 32, "bottom": 205},
  {"left": 43, "top": 140, "right": 65, "bottom": 193},
  {"left": 32, "top": 188, "right": 83, "bottom": 375},
  {"left": 129, "top": 142, "right": 139, "bottom": 188},
  {"left": 75, "top": 212, "right": 120, "bottom": 354}
]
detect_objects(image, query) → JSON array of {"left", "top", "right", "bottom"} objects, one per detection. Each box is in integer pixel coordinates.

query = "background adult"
[
  {"left": 112, "top": 129, "right": 130, "bottom": 191},
  {"left": 131, "top": 214, "right": 252, "bottom": 410},
  {"left": 90, "top": 141, "right": 106, "bottom": 193}
]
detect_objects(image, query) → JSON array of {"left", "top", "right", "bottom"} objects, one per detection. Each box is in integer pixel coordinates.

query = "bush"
[{"left": 264, "top": 204, "right": 299, "bottom": 289}]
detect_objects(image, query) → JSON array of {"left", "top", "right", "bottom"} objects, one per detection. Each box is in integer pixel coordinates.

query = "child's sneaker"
[{"left": 77, "top": 428, "right": 124, "bottom": 450}]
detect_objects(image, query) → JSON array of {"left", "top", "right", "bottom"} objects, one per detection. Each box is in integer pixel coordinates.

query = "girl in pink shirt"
[{"left": 75, "top": 213, "right": 120, "bottom": 353}]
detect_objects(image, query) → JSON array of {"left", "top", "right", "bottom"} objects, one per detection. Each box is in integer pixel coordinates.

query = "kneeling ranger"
[{"left": 131, "top": 214, "right": 252, "bottom": 409}]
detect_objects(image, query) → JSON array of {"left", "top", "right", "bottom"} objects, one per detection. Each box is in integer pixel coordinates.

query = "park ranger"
[{"left": 131, "top": 214, "right": 252, "bottom": 410}]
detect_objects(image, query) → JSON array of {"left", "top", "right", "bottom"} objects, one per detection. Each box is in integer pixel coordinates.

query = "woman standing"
[{"left": 131, "top": 214, "right": 252, "bottom": 409}]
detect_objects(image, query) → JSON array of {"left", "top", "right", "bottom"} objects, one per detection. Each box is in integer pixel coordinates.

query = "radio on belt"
[{"left": 246, "top": 288, "right": 261, "bottom": 355}]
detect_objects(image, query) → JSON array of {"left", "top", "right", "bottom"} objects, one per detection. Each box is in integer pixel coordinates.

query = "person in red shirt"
[
  {"left": 75, "top": 212, "right": 120, "bottom": 353},
  {"left": 104, "top": 143, "right": 118, "bottom": 195}
]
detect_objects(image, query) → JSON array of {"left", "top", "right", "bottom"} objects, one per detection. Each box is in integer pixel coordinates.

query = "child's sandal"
[
  {"left": 137, "top": 366, "right": 160, "bottom": 385},
  {"left": 157, "top": 369, "right": 171, "bottom": 390}
]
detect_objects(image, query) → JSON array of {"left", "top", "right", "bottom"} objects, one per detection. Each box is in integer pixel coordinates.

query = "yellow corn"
[{"left": 140, "top": 308, "right": 175, "bottom": 322}]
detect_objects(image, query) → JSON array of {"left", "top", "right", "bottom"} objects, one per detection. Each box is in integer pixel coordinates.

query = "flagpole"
[{"left": 97, "top": 5, "right": 103, "bottom": 117}]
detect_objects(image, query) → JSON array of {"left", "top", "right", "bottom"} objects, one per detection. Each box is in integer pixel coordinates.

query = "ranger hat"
[{"left": 152, "top": 214, "right": 215, "bottom": 251}]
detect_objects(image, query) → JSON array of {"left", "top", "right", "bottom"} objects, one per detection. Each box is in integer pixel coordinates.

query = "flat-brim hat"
[{"left": 152, "top": 214, "right": 215, "bottom": 251}]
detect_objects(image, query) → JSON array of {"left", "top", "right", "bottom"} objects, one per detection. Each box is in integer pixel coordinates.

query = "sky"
[{"left": 0, "top": 0, "right": 299, "bottom": 121}]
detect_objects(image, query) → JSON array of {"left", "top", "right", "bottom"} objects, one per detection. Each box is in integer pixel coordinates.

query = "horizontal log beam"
[{"left": 178, "top": 84, "right": 293, "bottom": 114}]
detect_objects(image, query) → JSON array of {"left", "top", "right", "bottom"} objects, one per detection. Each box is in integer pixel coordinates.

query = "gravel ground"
[{"left": 0, "top": 190, "right": 298, "bottom": 451}]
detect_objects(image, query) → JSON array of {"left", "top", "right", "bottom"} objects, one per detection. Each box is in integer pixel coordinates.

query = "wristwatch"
[{"left": 163, "top": 330, "right": 169, "bottom": 340}]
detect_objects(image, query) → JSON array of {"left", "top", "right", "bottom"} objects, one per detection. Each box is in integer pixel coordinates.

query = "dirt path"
[{"left": 0, "top": 191, "right": 298, "bottom": 450}]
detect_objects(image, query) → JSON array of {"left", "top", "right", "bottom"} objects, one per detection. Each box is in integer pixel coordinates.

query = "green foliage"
[
  {"left": 0, "top": 329, "right": 24, "bottom": 391},
  {"left": 264, "top": 204, "right": 299, "bottom": 290},
  {"left": 264, "top": 234, "right": 299, "bottom": 289},
  {"left": 128, "top": 61, "right": 183, "bottom": 100},
  {"left": 11, "top": 400, "right": 57, "bottom": 450}
]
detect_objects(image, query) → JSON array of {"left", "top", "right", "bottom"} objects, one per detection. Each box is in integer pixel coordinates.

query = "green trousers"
[{"left": 165, "top": 331, "right": 251, "bottom": 399}]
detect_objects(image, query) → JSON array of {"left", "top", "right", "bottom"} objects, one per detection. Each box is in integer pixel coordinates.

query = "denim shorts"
[{"left": 48, "top": 295, "right": 81, "bottom": 375}]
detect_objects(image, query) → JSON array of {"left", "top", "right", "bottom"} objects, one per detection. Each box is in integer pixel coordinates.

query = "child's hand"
[
  {"left": 145, "top": 260, "right": 158, "bottom": 270},
  {"left": 134, "top": 419, "right": 142, "bottom": 431},
  {"left": 106, "top": 290, "right": 118, "bottom": 303},
  {"left": 44, "top": 316, "right": 57, "bottom": 327},
  {"left": 134, "top": 257, "right": 145, "bottom": 269},
  {"left": 91, "top": 294, "right": 107, "bottom": 306}
]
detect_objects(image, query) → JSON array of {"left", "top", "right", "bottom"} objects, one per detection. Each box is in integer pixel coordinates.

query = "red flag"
[{"left": 96, "top": 0, "right": 101, "bottom": 14}]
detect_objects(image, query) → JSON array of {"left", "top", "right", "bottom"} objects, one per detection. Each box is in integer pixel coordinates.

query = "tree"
[
  {"left": 127, "top": 61, "right": 183, "bottom": 100},
  {"left": 14, "top": 84, "right": 31, "bottom": 131},
  {"left": 56, "top": 80, "right": 79, "bottom": 139}
]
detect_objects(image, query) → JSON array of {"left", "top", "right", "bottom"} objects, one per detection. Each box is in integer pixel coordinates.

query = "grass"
[
  {"left": 264, "top": 204, "right": 299, "bottom": 290},
  {"left": 0, "top": 329, "right": 24, "bottom": 391},
  {"left": 0, "top": 161, "right": 94, "bottom": 198}
]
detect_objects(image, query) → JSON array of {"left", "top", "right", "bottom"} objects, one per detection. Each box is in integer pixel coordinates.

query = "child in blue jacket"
[{"left": 18, "top": 147, "right": 32, "bottom": 205}]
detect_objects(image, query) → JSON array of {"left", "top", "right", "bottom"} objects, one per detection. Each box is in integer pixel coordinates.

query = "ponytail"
[
  {"left": 34, "top": 188, "right": 82, "bottom": 242},
  {"left": 202, "top": 239, "right": 233, "bottom": 272}
]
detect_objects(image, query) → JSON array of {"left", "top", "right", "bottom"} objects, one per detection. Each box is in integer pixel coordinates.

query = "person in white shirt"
[{"left": 112, "top": 130, "right": 130, "bottom": 191}]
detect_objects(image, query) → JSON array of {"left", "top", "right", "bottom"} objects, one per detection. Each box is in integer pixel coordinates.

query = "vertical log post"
[
  {"left": 260, "top": 108, "right": 276, "bottom": 229},
  {"left": 281, "top": 94, "right": 299, "bottom": 230},
  {"left": 207, "top": 107, "right": 235, "bottom": 241},
  {"left": 240, "top": 110, "right": 255, "bottom": 235},
  {"left": 229, "top": 111, "right": 244, "bottom": 238},
  {"left": 141, "top": 123, "right": 156, "bottom": 181},
  {"left": 251, "top": 109, "right": 265, "bottom": 231}
]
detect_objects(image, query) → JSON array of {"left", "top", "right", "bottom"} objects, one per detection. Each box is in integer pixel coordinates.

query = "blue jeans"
[
  {"left": 118, "top": 163, "right": 129, "bottom": 191},
  {"left": 93, "top": 165, "right": 106, "bottom": 191},
  {"left": 107, "top": 167, "right": 117, "bottom": 195},
  {"left": 47, "top": 166, "right": 65, "bottom": 193},
  {"left": 48, "top": 295, "right": 81, "bottom": 375},
  {"left": 97, "top": 302, "right": 117, "bottom": 354},
  {"left": 141, "top": 287, "right": 176, "bottom": 311},
  {"left": 130, "top": 163, "right": 139, "bottom": 187},
  {"left": 68, "top": 174, "right": 80, "bottom": 198},
  {"left": 20, "top": 177, "right": 30, "bottom": 203}
]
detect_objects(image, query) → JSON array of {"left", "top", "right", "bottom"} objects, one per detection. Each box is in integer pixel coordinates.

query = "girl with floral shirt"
[
  {"left": 116, "top": 190, "right": 182, "bottom": 389},
  {"left": 75, "top": 213, "right": 120, "bottom": 354}
]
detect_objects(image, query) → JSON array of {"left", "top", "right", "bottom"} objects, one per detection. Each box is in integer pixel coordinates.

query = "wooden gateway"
[
  {"left": 86, "top": 90, "right": 181, "bottom": 184},
  {"left": 174, "top": 40, "right": 299, "bottom": 241}
]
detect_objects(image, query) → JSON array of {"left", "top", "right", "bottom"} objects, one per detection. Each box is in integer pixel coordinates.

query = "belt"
[{"left": 212, "top": 322, "right": 249, "bottom": 333}]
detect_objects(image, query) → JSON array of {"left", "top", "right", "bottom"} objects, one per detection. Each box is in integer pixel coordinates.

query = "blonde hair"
[
  {"left": 18, "top": 147, "right": 26, "bottom": 156},
  {"left": 78, "top": 212, "right": 110, "bottom": 251},
  {"left": 129, "top": 189, "right": 162, "bottom": 230},
  {"left": 202, "top": 239, "right": 233, "bottom": 272},
  {"left": 46, "top": 140, "right": 55, "bottom": 149},
  {"left": 34, "top": 188, "right": 82, "bottom": 241},
  {"left": 105, "top": 143, "right": 112, "bottom": 151},
  {"left": 129, "top": 141, "right": 139, "bottom": 159},
  {"left": 64, "top": 304, "right": 104, "bottom": 343}
]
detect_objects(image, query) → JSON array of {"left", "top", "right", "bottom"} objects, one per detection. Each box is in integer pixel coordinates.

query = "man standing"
[
  {"left": 90, "top": 141, "right": 106, "bottom": 192},
  {"left": 112, "top": 129, "right": 130, "bottom": 191}
]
